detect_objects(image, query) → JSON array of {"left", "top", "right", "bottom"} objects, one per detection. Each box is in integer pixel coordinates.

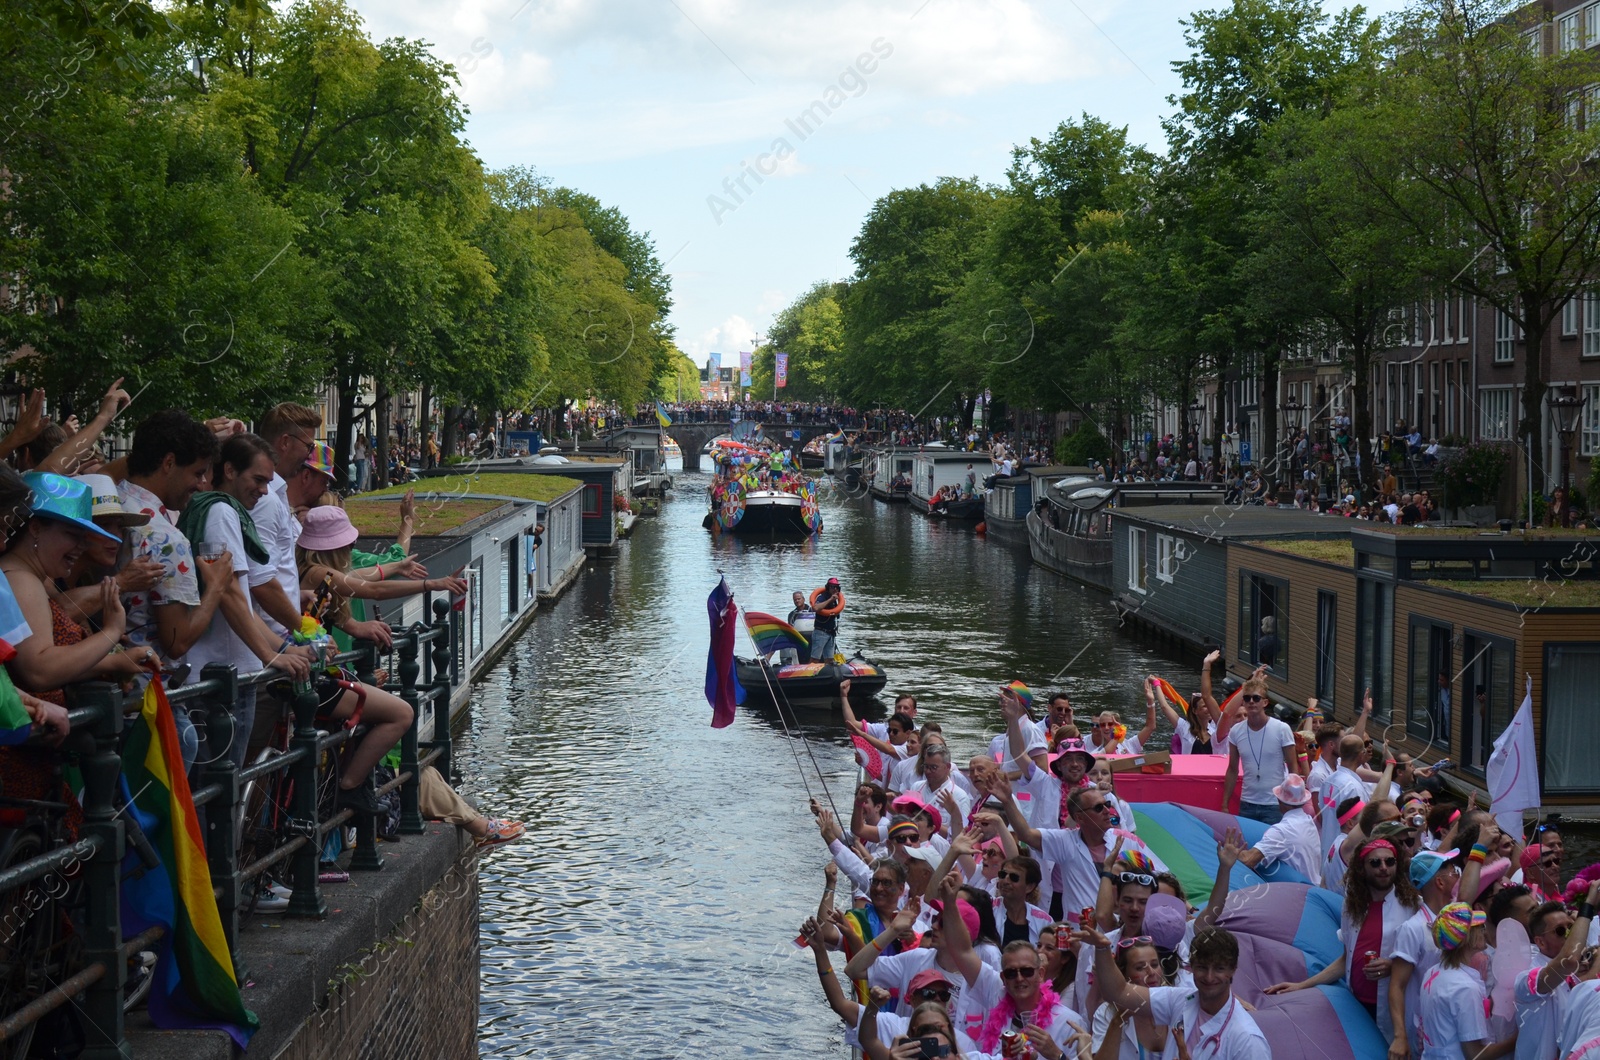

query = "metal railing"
[{"left": 0, "top": 598, "right": 459, "bottom": 1055}]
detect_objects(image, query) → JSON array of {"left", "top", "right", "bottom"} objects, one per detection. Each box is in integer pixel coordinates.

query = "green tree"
[{"left": 751, "top": 281, "right": 848, "bottom": 401}]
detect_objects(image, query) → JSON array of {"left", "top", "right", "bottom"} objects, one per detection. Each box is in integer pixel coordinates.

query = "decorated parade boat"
[
  {"left": 705, "top": 439, "right": 823, "bottom": 535},
  {"left": 734, "top": 610, "right": 887, "bottom": 703}
]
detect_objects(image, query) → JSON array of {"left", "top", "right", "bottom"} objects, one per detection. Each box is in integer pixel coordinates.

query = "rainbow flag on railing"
[
  {"left": 121, "top": 676, "right": 257, "bottom": 1047},
  {"left": 742, "top": 611, "right": 809, "bottom": 657}
]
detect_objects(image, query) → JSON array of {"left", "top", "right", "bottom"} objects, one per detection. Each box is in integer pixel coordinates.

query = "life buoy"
[{"left": 810, "top": 587, "right": 845, "bottom": 616}]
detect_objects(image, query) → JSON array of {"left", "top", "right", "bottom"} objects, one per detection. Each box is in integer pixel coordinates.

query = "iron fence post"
[
  {"left": 430, "top": 600, "right": 454, "bottom": 782},
  {"left": 397, "top": 630, "right": 424, "bottom": 835},
  {"left": 199, "top": 664, "right": 242, "bottom": 970},
  {"left": 286, "top": 683, "right": 327, "bottom": 917},
  {"left": 75, "top": 683, "right": 129, "bottom": 1059},
  {"left": 348, "top": 635, "right": 385, "bottom": 872}
]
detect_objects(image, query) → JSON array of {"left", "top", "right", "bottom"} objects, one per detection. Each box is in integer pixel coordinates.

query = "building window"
[
  {"left": 1581, "top": 384, "right": 1600, "bottom": 457},
  {"left": 467, "top": 559, "right": 483, "bottom": 660},
  {"left": 1315, "top": 591, "right": 1337, "bottom": 709},
  {"left": 1407, "top": 618, "right": 1452, "bottom": 745},
  {"left": 1156, "top": 534, "right": 1178, "bottom": 583},
  {"left": 1238, "top": 571, "right": 1287, "bottom": 678},
  {"left": 1494, "top": 310, "right": 1516, "bottom": 363},
  {"left": 1561, "top": 10, "right": 1582, "bottom": 52},
  {"left": 1585, "top": 293, "right": 1600, "bottom": 355},
  {"left": 1545, "top": 644, "right": 1600, "bottom": 793},
  {"left": 1356, "top": 577, "right": 1393, "bottom": 725},
  {"left": 1480, "top": 388, "right": 1515, "bottom": 441},
  {"left": 1462, "top": 632, "right": 1514, "bottom": 775},
  {"left": 1564, "top": 296, "right": 1580, "bottom": 336},
  {"left": 1588, "top": 3, "right": 1600, "bottom": 48},
  {"left": 1459, "top": 295, "right": 1471, "bottom": 342},
  {"left": 1128, "top": 527, "right": 1148, "bottom": 593}
]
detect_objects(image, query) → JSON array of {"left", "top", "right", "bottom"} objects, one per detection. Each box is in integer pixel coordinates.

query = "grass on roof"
[
  {"left": 363, "top": 472, "right": 581, "bottom": 505},
  {"left": 1256, "top": 539, "right": 1356, "bottom": 565},
  {"left": 1427, "top": 577, "right": 1600, "bottom": 609},
  {"left": 345, "top": 498, "right": 508, "bottom": 538}
]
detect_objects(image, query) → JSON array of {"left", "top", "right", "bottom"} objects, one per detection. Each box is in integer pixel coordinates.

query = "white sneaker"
[{"left": 254, "top": 884, "right": 290, "bottom": 913}]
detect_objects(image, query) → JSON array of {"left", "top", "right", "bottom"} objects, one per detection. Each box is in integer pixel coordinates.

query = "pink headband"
[
  {"left": 1448, "top": 810, "right": 1460, "bottom": 824},
  {"left": 1359, "top": 839, "right": 1396, "bottom": 861},
  {"left": 1339, "top": 801, "right": 1367, "bottom": 827}
]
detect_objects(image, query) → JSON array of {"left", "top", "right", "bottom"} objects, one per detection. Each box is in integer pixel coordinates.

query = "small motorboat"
[
  {"left": 735, "top": 654, "right": 888, "bottom": 704},
  {"left": 929, "top": 495, "right": 985, "bottom": 520}
]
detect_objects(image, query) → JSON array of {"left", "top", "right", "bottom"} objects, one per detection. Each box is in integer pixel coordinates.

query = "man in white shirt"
[
  {"left": 1388, "top": 849, "right": 1461, "bottom": 1059},
  {"left": 1236, "top": 776, "right": 1322, "bottom": 882},
  {"left": 1329, "top": 734, "right": 1372, "bottom": 810},
  {"left": 906, "top": 745, "right": 972, "bottom": 835},
  {"left": 1090, "top": 924, "right": 1271, "bottom": 1059},
  {"left": 184, "top": 434, "right": 315, "bottom": 766},
  {"left": 1306, "top": 723, "right": 1340, "bottom": 797},
  {"left": 993, "top": 773, "right": 1107, "bottom": 925},
  {"left": 1514, "top": 881, "right": 1600, "bottom": 1060},
  {"left": 1221, "top": 679, "right": 1299, "bottom": 825}
]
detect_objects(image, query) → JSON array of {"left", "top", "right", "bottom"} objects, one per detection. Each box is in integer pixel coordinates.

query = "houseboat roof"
[{"left": 1112, "top": 505, "right": 1353, "bottom": 539}]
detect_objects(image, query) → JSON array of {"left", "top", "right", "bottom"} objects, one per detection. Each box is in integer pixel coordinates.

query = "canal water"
[{"left": 455, "top": 469, "right": 1202, "bottom": 1057}]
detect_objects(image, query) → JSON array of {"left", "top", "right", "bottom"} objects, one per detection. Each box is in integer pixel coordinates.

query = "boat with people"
[
  {"left": 704, "top": 439, "right": 822, "bottom": 535},
  {"left": 735, "top": 606, "right": 887, "bottom": 704},
  {"left": 864, "top": 445, "right": 914, "bottom": 502},
  {"left": 909, "top": 447, "right": 991, "bottom": 520}
]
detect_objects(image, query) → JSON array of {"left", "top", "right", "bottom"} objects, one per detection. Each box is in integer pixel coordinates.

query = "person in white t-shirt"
[
  {"left": 1561, "top": 975, "right": 1600, "bottom": 1060},
  {"left": 1086, "top": 923, "right": 1271, "bottom": 1059},
  {"left": 1512, "top": 883, "right": 1599, "bottom": 1060},
  {"left": 1387, "top": 849, "right": 1461, "bottom": 1059},
  {"left": 1221, "top": 679, "right": 1298, "bottom": 825},
  {"left": 1418, "top": 903, "right": 1505, "bottom": 1060}
]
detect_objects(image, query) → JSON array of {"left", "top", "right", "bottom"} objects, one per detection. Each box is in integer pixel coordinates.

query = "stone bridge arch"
[{"left": 664, "top": 421, "right": 838, "bottom": 462}]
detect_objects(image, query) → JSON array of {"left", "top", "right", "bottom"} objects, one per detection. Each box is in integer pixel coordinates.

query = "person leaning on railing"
[{"left": 294, "top": 504, "right": 465, "bottom": 817}]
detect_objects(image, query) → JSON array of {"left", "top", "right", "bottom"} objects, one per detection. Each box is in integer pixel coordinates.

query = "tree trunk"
[
  {"left": 334, "top": 375, "right": 356, "bottom": 491},
  {"left": 959, "top": 393, "right": 977, "bottom": 433},
  {"left": 1211, "top": 402, "right": 1226, "bottom": 481},
  {"left": 375, "top": 381, "right": 390, "bottom": 488},
  {"left": 441, "top": 403, "right": 460, "bottom": 463},
  {"left": 1520, "top": 303, "right": 1548, "bottom": 492},
  {"left": 1351, "top": 336, "right": 1376, "bottom": 493},
  {"left": 1260, "top": 351, "right": 1281, "bottom": 490},
  {"left": 419, "top": 382, "right": 432, "bottom": 457}
]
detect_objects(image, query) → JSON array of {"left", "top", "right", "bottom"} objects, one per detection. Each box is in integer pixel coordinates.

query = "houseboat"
[
  {"left": 1027, "top": 476, "right": 1115, "bottom": 589},
  {"left": 984, "top": 465, "right": 1089, "bottom": 540},
  {"left": 1219, "top": 526, "right": 1600, "bottom": 813},
  {"left": 584, "top": 425, "right": 672, "bottom": 496},
  {"left": 865, "top": 445, "right": 915, "bottom": 502},
  {"left": 909, "top": 448, "right": 992, "bottom": 519}
]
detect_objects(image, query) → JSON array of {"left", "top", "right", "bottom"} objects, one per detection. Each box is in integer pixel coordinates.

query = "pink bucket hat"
[{"left": 297, "top": 505, "right": 359, "bottom": 551}]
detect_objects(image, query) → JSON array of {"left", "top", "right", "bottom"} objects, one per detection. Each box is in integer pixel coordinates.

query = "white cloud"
[
  {"left": 684, "top": 314, "right": 760, "bottom": 363},
  {"left": 755, "top": 289, "right": 788, "bottom": 315}
]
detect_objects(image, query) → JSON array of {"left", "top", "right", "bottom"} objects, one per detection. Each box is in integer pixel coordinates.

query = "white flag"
[{"left": 1487, "top": 676, "right": 1540, "bottom": 838}]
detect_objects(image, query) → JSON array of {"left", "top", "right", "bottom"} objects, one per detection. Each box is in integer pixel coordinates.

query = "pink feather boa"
[{"left": 976, "top": 980, "right": 1063, "bottom": 1053}]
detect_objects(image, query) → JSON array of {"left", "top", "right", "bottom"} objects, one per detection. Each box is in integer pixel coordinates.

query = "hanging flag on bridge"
[
  {"left": 1488, "top": 675, "right": 1540, "bottom": 838},
  {"left": 705, "top": 576, "right": 746, "bottom": 728},
  {"left": 775, "top": 352, "right": 789, "bottom": 388}
]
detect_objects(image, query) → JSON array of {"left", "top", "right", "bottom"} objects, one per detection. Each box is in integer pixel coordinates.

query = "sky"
[{"left": 348, "top": 0, "right": 1409, "bottom": 371}]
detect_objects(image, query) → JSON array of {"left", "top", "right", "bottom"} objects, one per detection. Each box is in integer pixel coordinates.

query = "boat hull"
[
  {"left": 711, "top": 490, "right": 820, "bottom": 535},
  {"left": 735, "top": 658, "right": 888, "bottom": 703},
  {"left": 1026, "top": 509, "right": 1111, "bottom": 590}
]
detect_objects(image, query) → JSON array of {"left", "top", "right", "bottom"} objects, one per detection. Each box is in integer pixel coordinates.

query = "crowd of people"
[
  {"left": 793, "top": 653, "right": 1600, "bottom": 1059},
  {"left": 0, "top": 383, "right": 527, "bottom": 920}
]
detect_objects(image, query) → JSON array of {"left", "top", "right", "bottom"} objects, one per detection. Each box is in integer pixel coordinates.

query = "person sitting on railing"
[{"left": 295, "top": 505, "right": 465, "bottom": 816}]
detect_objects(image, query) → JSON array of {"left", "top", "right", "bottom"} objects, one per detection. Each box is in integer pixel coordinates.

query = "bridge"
[{"left": 647, "top": 420, "right": 847, "bottom": 458}]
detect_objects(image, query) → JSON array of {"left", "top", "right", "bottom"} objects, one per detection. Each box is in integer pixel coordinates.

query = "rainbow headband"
[
  {"left": 1433, "top": 902, "right": 1486, "bottom": 951},
  {"left": 888, "top": 820, "right": 920, "bottom": 841}
]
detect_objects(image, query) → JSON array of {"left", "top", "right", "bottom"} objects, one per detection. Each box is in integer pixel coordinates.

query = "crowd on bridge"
[
  {"left": 785, "top": 609, "right": 1600, "bottom": 1059},
  {"left": 0, "top": 380, "right": 526, "bottom": 1041}
]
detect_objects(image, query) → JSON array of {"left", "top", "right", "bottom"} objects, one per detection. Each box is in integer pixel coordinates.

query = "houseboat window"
[
  {"left": 1129, "top": 527, "right": 1148, "bottom": 593},
  {"left": 1543, "top": 644, "right": 1600, "bottom": 793},
  {"left": 582, "top": 484, "right": 602, "bottom": 517},
  {"left": 1406, "top": 619, "right": 1452, "bottom": 746},
  {"left": 1315, "top": 591, "right": 1336, "bottom": 709},
  {"left": 1156, "top": 534, "right": 1178, "bottom": 584},
  {"left": 505, "top": 538, "right": 520, "bottom": 617},
  {"left": 1238, "top": 572, "right": 1287, "bottom": 678},
  {"left": 1461, "top": 632, "right": 1514, "bottom": 776},
  {"left": 467, "top": 559, "right": 484, "bottom": 660},
  {"left": 1356, "top": 578, "right": 1394, "bottom": 724}
]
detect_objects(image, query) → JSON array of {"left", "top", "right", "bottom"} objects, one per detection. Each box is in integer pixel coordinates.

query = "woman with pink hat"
[{"left": 294, "top": 504, "right": 466, "bottom": 816}]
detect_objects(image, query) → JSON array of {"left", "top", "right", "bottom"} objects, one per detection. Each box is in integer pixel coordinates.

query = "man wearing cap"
[
  {"left": 1234, "top": 775, "right": 1322, "bottom": 883},
  {"left": 808, "top": 577, "right": 844, "bottom": 663},
  {"left": 1386, "top": 849, "right": 1463, "bottom": 1060}
]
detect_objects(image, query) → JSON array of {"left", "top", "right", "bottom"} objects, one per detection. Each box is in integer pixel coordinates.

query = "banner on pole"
[
  {"left": 739, "top": 350, "right": 753, "bottom": 387},
  {"left": 775, "top": 353, "right": 789, "bottom": 388}
]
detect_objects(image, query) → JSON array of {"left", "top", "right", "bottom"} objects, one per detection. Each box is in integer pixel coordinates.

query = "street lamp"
[
  {"left": 1277, "top": 397, "right": 1304, "bottom": 505},
  {"left": 1547, "top": 384, "right": 1587, "bottom": 500}
]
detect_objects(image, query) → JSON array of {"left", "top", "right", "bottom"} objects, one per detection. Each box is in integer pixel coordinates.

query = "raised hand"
[
  {"left": 1071, "top": 924, "right": 1111, "bottom": 950},
  {"left": 839, "top": 678, "right": 852, "bottom": 699},
  {"left": 1204, "top": 649, "right": 1221, "bottom": 668},
  {"left": 1102, "top": 834, "right": 1126, "bottom": 873},
  {"left": 950, "top": 825, "right": 981, "bottom": 857},
  {"left": 999, "top": 688, "right": 1027, "bottom": 723},
  {"left": 891, "top": 897, "right": 921, "bottom": 935},
  {"left": 1217, "top": 826, "right": 1246, "bottom": 869}
]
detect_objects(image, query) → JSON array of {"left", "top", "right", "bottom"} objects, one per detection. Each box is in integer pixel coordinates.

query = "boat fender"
[{"left": 975, "top": 521, "right": 987, "bottom": 534}]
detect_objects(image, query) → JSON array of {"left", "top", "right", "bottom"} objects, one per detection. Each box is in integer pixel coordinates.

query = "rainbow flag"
[
  {"left": 742, "top": 611, "right": 809, "bottom": 657},
  {"left": 0, "top": 643, "right": 32, "bottom": 744},
  {"left": 121, "top": 677, "right": 257, "bottom": 1046},
  {"left": 1151, "top": 677, "right": 1186, "bottom": 713}
]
